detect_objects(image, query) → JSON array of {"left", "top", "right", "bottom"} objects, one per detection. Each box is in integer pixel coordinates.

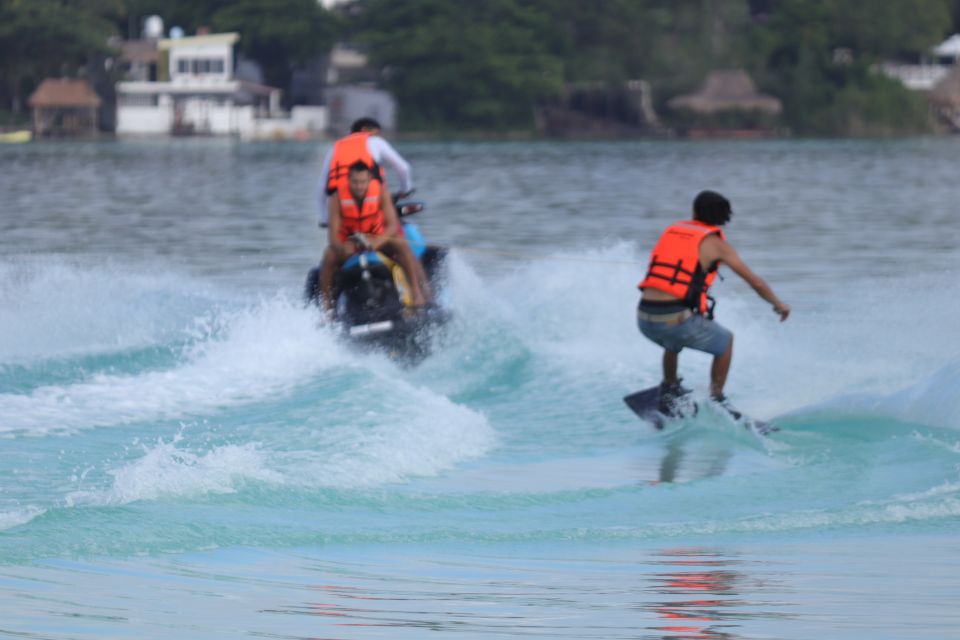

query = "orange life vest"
[
  {"left": 336, "top": 179, "right": 385, "bottom": 243},
  {"left": 639, "top": 220, "right": 726, "bottom": 314},
  {"left": 327, "top": 132, "right": 387, "bottom": 243},
  {"left": 326, "top": 132, "right": 383, "bottom": 195}
]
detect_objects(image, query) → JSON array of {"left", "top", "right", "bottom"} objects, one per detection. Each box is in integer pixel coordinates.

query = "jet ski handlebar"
[
  {"left": 348, "top": 233, "right": 373, "bottom": 251},
  {"left": 392, "top": 190, "right": 425, "bottom": 218}
]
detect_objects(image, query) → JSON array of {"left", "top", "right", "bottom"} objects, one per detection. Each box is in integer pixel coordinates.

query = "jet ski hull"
[{"left": 304, "top": 223, "right": 449, "bottom": 364}]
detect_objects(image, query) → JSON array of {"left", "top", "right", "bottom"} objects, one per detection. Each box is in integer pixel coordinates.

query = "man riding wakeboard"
[{"left": 637, "top": 190, "right": 790, "bottom": 416}]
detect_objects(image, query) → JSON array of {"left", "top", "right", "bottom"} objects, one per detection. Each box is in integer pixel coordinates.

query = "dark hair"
[
  {"left": 693, "top": 190, "right": 732, "bottom": 226},
  {"left": 348, "top": 160, "right": 372, "bottom": 174},
  {"left": 350, "top": 117, "right": 381, "bottom": 133}
]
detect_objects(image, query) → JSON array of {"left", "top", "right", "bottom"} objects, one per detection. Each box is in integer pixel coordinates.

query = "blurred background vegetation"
[{"left": 1, "top": 0, "right": 959, "bottom": 136}]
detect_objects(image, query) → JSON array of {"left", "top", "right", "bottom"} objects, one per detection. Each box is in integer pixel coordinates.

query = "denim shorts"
[{"left": 638, "top": 312, "right": 732, "bottom": 356}]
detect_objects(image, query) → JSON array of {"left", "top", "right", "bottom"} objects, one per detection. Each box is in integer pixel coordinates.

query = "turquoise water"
[{"left": 1, "top": 138, "right": 959, "bottom": 638}]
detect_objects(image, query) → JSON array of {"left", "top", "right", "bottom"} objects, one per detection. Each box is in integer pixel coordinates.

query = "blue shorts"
[{"left": 638, "top": 311, "right": 732, "bottom": 356}]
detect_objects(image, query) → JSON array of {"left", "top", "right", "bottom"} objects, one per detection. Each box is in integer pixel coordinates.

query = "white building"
[
  {"left": 116, "top": 31, "right": 326, "bottom": 139},
  {"left": 878, "top": 63, "right": 949, "bottom": 91},
  {"left": 878, "top": 34, "right": 960, "bottom": 92},
  {"left": 326, "top": 85, "right": 397, "bottom": 134}
]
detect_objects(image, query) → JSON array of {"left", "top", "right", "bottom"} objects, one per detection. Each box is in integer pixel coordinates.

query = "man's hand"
[
  {"left": 773, "top": 303, "right": 791, "bottom": 322},
  {"left": 369, "top": 235, "right": 387, "bottom": 251},
  {"left": 392, "top": 189, "right": 414, "bottom": 203},
  {"left": 350, "top": 232, "right": 391, "bottom": 252},
  {"left": 350, "top": 233, "right": 373, "bottom": 251}
]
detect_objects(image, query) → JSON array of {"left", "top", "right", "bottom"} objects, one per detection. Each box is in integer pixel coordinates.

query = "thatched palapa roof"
[
  {"left": 28, "top": 79, "right": 101, "bottom": 108},
  {"left": 669, "top": 69, "right": 782, "bottom": 114}
]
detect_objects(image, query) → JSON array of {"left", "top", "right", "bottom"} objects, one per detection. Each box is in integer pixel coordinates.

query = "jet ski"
[{"left": 303, "top": 199, "right": 450, "bottom": 364}]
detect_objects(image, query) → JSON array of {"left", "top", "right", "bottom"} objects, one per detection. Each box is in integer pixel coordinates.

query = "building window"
[
  {"left": 120, "top": 93, "right": 159, "bottom": 106},
  {"left": 175, "top": 57, "right": 227, "bottom": 76}
]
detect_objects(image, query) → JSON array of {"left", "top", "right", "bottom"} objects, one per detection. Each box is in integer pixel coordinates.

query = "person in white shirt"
[
  {"left": 316, "top": 117, "right": 413, "bottom": 228},
  {"left": 314, "top": 117, "right": 432, "bottom": 311}
]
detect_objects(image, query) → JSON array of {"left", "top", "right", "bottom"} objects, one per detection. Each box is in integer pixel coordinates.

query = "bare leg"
[
  {"left": 657, "top": 349, "right": 685, "bottom": 415},
  {"left": 411, "top": 257, "right": 434, "bottom": 303},
  {"left": 318, "top": 245, "right": 340, "bottom": 311},
  {"left": 663, "top": 351, "right": 679, "bottom": 385},
  {"left": 710, "top": 336, "right": 733, "bottom": 399},
  {"left": 383, "top": 238, "right": 428, "bottom": 306}
]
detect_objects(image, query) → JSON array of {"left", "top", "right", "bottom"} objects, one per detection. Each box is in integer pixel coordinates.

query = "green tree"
[
  {"left": 749, "top": 0, "right": 951, "bottom": 135},
  {"left": 211, "top": 0, "right": 341, "bottom": 97},
  {"left": 118, "top": 0, "right": 233, "bottom": 38},
  {"left": 0, "top": 0, "right": 122, "bottom": 112},
  {"left": 531, "top": 0, "right": 650, "bottom": 84},
  {"left": 356, "top": 0, "right": 564, "bottom": 130},
  {"left": 633, "top": 0, "right": 752, "bottom": 109},
  {"left": 117, "top": 0, "right": 228, "bottom": 38},
  {"left": 830, "top": 0, "right": 951, "bottom": 58},
  {"left": 520, "top": 0, "right": 751, "bottom": 89}
]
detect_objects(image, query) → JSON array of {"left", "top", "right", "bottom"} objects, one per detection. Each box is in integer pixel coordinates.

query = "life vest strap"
[{"left": 645, "top": 258, "right": 696, "bottom": 286}]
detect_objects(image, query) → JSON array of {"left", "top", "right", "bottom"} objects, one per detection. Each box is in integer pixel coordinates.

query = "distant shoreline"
[{"left": 7, "top": 129, "right": 957, "bottom": 144}]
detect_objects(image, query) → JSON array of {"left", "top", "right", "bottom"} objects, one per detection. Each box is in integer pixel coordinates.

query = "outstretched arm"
[
  {"left": 707, "top": 236, "right": 790, "bottom": 321},
  {"left": 370, "top": 137, "right": 413, "bottom": 194}
]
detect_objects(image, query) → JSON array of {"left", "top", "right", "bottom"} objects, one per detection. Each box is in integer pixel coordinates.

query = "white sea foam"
[
  {"left": 64, "top": 382, "right": 495, "bottom": 505},
  {"left": 0, "top": 505, "right": 46, "bottom": 531},
  {"left": 755, "top": 271, "right": 959, "bottom": 420},
  {"left": 272, "top": 370, "right": 498, "bottom": 489},
  {"left": 0, "top": 294, "right": 347, "bottom": 435},
  {"left": 664, "top": 484, "right": 960, "bottom": 538},
  {"left": 445, "top": 248, "right": 959, "bottom": 426},
  {"left": 66, "top": 440, "right": 282, "bottom": 506},
  {"left": 789, "top": 361, "right": 960, "bottom": 432},
  {"left": 431, "top": 243, "right": 662, "bottom": 403},
  {"left": 873, "top": 362, "right": 960, "bottom": 429},
  {"left": 884, "top": 479, "right": 960, "bottom": 503},
  {"left": 1, "top": 258, "right": 497, "bottom": 496},
  {"left": 489, "top": 242, "right": 652, "bottom": 381},
  {"left": 0, "top": 257, "right": 210, "bottom": 362}
]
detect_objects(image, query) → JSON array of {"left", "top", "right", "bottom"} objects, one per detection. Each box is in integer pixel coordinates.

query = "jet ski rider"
[
  {"left": 318, "top": 160, "right": 430, "bottom": 310},
  {"left": 637, "top": 191, "right": 790, "bottom": 413},
  {"left": 316, "top": 117, "right": 413, "bottom": 230}
]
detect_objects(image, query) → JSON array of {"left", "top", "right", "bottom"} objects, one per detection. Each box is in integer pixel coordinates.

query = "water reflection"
[
  {"left": 648, "top": 548, "right": 741, "bottom": 638},
  {"left": 641, "top": 433, "right": 734, "bottom": 485},
  {"left": 271, "top": 547, "right": 791, "bottom": 638},
  {"left": 645, "top": 547, "right": 786, "bottom": 639}
]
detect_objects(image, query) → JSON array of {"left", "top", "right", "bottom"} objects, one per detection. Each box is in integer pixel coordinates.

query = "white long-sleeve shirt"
[{"left": 316, "top": 135, "right": 413, "bottom": 226}]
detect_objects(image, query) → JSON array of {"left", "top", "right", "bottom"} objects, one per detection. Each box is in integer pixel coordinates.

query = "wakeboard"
[
  {"left": 623, "top": 386, "right": 778, "bottom": 436},
  {"left": 622, "top": 385, "right": 696, "bottom": 430}
]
